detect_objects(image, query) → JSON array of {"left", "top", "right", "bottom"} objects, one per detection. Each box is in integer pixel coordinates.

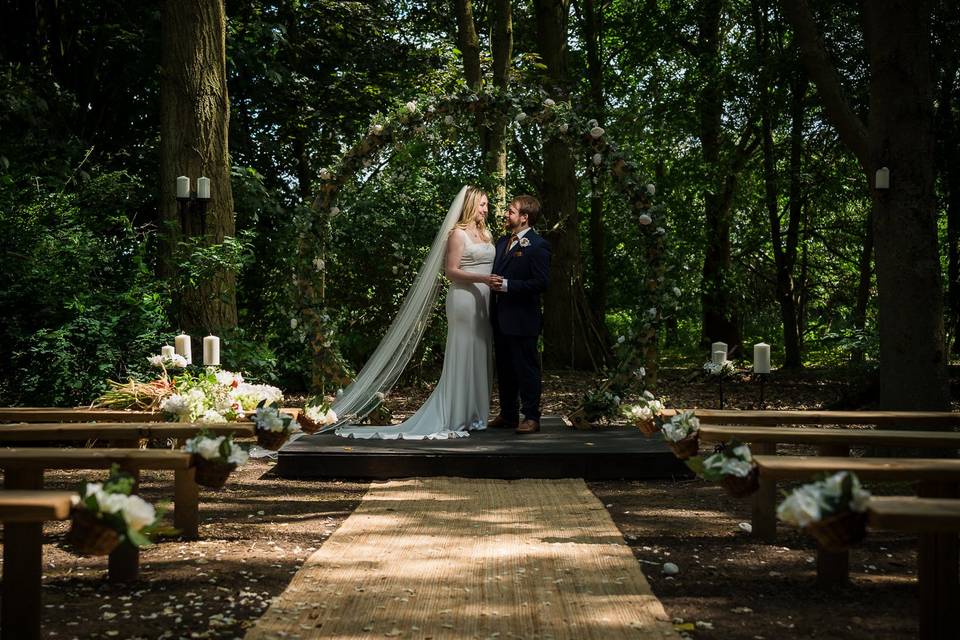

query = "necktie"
[{"left": 508, "top": 234, "right": 519, "bottom": 250}]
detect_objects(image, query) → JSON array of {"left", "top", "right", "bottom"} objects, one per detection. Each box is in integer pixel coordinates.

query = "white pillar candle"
[
  {"left": 203, "top": 335, "right": 220, "bottom": 366},
  {"left": 712, "top": 350, "right": 727, "bottom": 365},
  {"left": 754, "top": 342, "right": 771, "bottom": 374},
  {"left": 176, "top": 176, "right": 190, "bottom": 198},
  {"left": 197, "top": 176, "right": 211, "bottom": 199},
  {"left": 174, "top": 333, "right": 192, "bottom": 364},
  {"left": 161, "top": 345, "right": 175, "bottom": 358},
  {"left": 711, "top": 341, "right": 728, "bottom": 364}
]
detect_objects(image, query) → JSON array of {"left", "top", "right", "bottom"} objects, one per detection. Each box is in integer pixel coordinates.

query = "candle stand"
[
  {"left": 717, "top": 377, "right": 725, "bottom": 409},
  {"left": 756, "top": 373, "right": 769, "bottom": 409},
  {"left": 176, "top": 191, "right": 211, "bottom": 236}
]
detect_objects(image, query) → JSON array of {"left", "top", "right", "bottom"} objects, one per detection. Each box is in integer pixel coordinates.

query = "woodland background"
[{"left": 0, "top": 0, "right": 957, "bottom": 410}]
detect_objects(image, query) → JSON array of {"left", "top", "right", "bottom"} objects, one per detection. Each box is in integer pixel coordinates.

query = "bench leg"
[
  {"left": 109, "top": 467, "right": 140, "bottom": 582},
  {"left": 751, "top": 442, "right": 777, "bottom": 542},
  {"left": 816, "top": 547, "right": 849, "bottom": 586},
  {"left": 917, "top": 482, "right": 959, "bottom": 640},
  {"left": 174, "top": 468, "right": 199, "bottom": 540},
  {"left": 2, "top": 468, "right": 44, "bottom": 640}
]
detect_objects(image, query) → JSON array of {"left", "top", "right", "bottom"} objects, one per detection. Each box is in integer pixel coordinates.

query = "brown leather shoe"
[
  {"left": 515, "top": 419, "right": 540, "bottom": 434},
  {"left": 488, "top": 415, "right": 519, "bottom": 429}
]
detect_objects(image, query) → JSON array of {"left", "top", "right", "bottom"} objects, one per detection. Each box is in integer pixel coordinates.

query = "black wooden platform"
[{"left": 275, "top": 416, "right": 691, "bottom": 480}]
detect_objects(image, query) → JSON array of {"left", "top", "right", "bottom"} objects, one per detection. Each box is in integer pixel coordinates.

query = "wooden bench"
[
  {"left": 753, "top": 455, "right": 960, "bottom": 593},
  {"left": 867, "top": 497, "right": 960, "bottom": 640},
  {"left": 666, "top": 408, "right": 960, "bottom": 428},
  {"left": 0, "top": 408, "right": 165, "bottom": 423},
  {"left": 0, "top": 424, "right": 253, "bottom": 540},
  {"left": 0, "top": 490, "right": 76, "bottom": 640},
  {"left": 1, "top": 448, "right": 194, "bottom": 582},
  {"left": 698, "top": 425, "right": 960, "bottom": 541}
]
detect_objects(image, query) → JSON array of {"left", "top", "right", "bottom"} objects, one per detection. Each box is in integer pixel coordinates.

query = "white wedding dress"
[{"left": 335, "top": 229, "right": 495, "bottom": 439}]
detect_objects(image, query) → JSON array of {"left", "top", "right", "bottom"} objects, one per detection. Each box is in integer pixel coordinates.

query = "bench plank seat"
[
  {"left": 752, "top": 455, "right": 960, "bottom": 482},
  {"left": 0, "top": 490, "right": 78, "bottom": 640},
  {"left": 868, "top": 496, "right": 960, "bottom": 532},
  {"left": 0, "top": 423, "right": 255, "bottom": 441},
  {"left": 699, "top": 425, "right": 960, "bottom": 448},
  {"left": 0, "top": 408, "right": 165, "bottom": 423},
  {"left": 664, "top": 408, "right": 960, "bottom": 427},
  {"left": 0, "top": 490, "right": 75, "bottom": 521},
  {"left": 0, "top": 448, "right": 192, "bottom": 470}
]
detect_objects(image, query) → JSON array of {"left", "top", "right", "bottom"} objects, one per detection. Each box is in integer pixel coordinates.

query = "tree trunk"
[
  {"left": 936, "top": 49, "right": 960, "bottom": 353},
  {"left": 850, "top": 210, "right": 873, "bottom": 363},
  {"left": 863, "top": 1, "right": 948, "bottom": 409},
  {"left": 160, "top": 0, "right": 238, "bottom": 337},
  {"left": 486, "top": 0, "right": 513, "bottom": 209},
  {"left": 454, "top": 0, "right": 482, "bottom": 90},
  {"left": 534, "top": 0, "right": 607, "bottom": 369},
  {"left": 581, "top": 0, "right": 608, "bottom": 325},
  {"left": 697, "top": 0, "right": 745, "bottom": 357}
]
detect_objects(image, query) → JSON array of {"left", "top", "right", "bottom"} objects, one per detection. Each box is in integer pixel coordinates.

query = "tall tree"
[
  {"left": 487, "top": 0, "right": 513, "bottom": 208},
  {"left": 160, "top": 0, "right": 238, "bottom": 336},
  {"left": 534, "top": 0, "right": 607, "bottom": 369},
  {"left": 696, "top": 0, "right": 757, "bottom": 358},
  {"left": 781, "top": 0, "right": 949, "bottom": 410},
  {"left": 576, "top": 0, "right": 609, "bottom": 326}
]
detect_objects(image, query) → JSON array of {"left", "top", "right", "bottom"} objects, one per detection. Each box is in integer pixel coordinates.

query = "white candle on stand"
[
  {"left": 176, "top": 176, "right": 190, "bottom": 198},
  {"left": 174, "top": 333, "right": 192, "bottom": 364},
  {"left": 712, "top": 350, "right": 726, "bottom": 365},
  {"left": 754, "top": 342, "right": 771, "bottom": 374},
  {"left": 203, "top": 335, "right": 220, "bottom": 366},
  {"left": 197, "top": 176, "right": 211, "bottom": 199},
  {"left": 161, "top": 345, "right": 175, "bottom": 358},
  {"left": 711, "top": 341, "right": 728, "bottom": 364}
]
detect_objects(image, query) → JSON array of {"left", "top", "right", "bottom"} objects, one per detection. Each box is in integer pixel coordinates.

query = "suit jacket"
[{"left": 491, "top": 229, "right": 551, "bottom": 336}]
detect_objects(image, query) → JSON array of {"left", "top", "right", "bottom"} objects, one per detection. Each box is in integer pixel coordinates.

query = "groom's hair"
[{"left": 511, "top": 195, "right": 540, "bottom": 226}]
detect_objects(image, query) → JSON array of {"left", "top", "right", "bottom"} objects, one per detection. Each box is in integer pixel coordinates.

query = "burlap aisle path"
[{"left": 244, "top": 477, "right": 678, "bottom": 640}]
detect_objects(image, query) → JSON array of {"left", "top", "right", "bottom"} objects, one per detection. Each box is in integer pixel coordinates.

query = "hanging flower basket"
[
  {"left": 192, "top": 456, "right": 237, "bottom": 489},
  {"left": 720, "top": 466, "right": 760, "bottom": 498},
  {"left": 298, "top": 413, "right": 323, "bottom": 434},
  {"left": 637, "top": 418, "right": 660, "bottom": 437},
  {"left": 667, "top": 432, "right": 700, "bottom": 460},
  {"left": 66, "top": 509, "right": 121, "bottom": 556},
  {"left": 256, "top": 429, "right": 290, "bottom": 451},
  {"left": 805, "top": 509, "right": 868, "bottom": 552}
]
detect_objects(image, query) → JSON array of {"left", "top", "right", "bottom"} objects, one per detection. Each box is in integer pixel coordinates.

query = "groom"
[{"left": 489, "top": 195, "right": 551, "bottom": 434}]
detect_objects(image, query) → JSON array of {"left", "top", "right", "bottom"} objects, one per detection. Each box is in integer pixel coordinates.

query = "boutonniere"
[{"left": 519, "top": 237, "right": 530, "bottom": 248}]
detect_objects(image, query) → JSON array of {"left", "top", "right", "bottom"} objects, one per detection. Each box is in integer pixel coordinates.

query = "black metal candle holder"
[
  {"left": 176, "top": 191, "right": 211, "bottom": 236},
  {"left": 756, "top": 372, "right": 770, "bottom": 409}
]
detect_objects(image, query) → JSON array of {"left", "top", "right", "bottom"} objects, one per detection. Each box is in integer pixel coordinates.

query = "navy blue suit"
[{"left": 490, "top": 229, "right": 551, "bottom": 422}]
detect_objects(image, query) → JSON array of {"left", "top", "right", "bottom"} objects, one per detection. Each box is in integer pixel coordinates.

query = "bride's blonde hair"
[{"left": 455, "top": 186, "right": 492, "bottom": 242}]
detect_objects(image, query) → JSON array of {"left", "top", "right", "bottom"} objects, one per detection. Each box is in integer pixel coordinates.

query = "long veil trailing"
[{"left": 314, "top": 186, "right": 470, "bottom": 433}]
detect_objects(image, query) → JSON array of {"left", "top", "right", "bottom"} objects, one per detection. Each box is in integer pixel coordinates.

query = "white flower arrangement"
[
  {"left": 303, "top": 403, "right": 338, "bottom": 427},
  {"left": 253, "top": 402, "right": 298, "bottom": 433},
  {"left": 693, "top": 441, "right": 755, "bottom": 480},
  {"left": 661, "top": 411, "right": 699, "bottom": 443},
  {"left": 777, "top": 471, "right": 871, "bottom": 527},
  {"left": 148, "top": 353, "right": 188, "bottom": 369},
  {"left": 183, "top": 430, "right": 249, "bottom": 466},
  {"left": 622, "top": 391, "right": 665, "bottom": 424},
  {"left": 73, "top": 466, "right": 164, "bottom": 548},
  {"left": 703, "top": 360, "right": 736, "bottom": 377}
]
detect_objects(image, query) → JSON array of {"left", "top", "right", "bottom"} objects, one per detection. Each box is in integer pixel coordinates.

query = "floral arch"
[{"left": 293, "top": 88, "right": 676, "bottom": 418}]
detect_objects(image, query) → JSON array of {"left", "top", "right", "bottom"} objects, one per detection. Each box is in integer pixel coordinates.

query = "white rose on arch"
[
  {"left": 369, "top": 123, "right": 384, "bottom": 135},
  {"left": 590, "top": 126, "right": 605, "bottom": 139},
  {"left": 543, "top": 98, "right": 556, "bottom": 107},
  {"left": 405, "top": 100, "right": 417, "bottom": 113},
  {"left": 638, "top": 213, "right": 653, "bottom": 225},
  {"left": 646, "top": 183, "right": 656, "bottom": 196},
  {"left": 559, "top": 123, "right": 569, "bottom": 133},
  {"left": 444, "top": 115, "right": 455, "bottom": 125},
  {"left": 319, "top": 168, "right": 332, "bottom": 181},
  {"left": 592, "top": 153, "right": 603, "bottom": 166},
  {"left": 329, "top": 206, "right": 341, "bottom": 217},
  {"left": 515, "top": 112, "right": 528, "bottom": 122},
  {"left": 587, "top": 118, "right": 599, "bottom": 128}
]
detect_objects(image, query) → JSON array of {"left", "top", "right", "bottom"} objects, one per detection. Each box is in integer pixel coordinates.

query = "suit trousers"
[{"left": 493, "top": 326, "right": 542, "bottom": 422}]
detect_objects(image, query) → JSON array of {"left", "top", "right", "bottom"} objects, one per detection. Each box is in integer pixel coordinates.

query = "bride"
[{"left": 333, "top": 186, "right": 501, "bottom": 439}]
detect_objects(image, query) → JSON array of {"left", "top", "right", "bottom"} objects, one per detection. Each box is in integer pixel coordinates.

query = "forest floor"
[{"left": 8, "top": 367, "right": 926, "bottom": 640}]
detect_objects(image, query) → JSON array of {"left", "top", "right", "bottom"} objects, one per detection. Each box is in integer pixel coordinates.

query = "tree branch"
[{"left": 778, "top": 0, "right": 870, "bottom": 171}]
